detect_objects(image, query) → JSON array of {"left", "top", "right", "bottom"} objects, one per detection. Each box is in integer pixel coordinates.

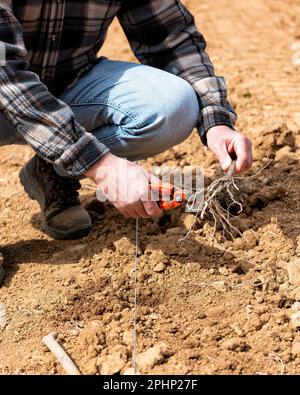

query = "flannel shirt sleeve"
[
  {"left": 118, "top": 0, "right": 237, "bottom": 145},
  {"left": 0, "top": 2, "right": 109, "bottom": 177}
]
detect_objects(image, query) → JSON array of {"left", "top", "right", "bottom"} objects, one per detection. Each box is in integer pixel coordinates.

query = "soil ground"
[{"left": 0, "top": 0, "right": 300, "bottom": 375}]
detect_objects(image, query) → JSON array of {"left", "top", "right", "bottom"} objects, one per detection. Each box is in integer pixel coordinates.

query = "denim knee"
[
  {"left": 132, "top": 75, "right": 199, "bottom": 158},
  {"left": 160, "top": 77, "right": 199, "bottom": 145}
]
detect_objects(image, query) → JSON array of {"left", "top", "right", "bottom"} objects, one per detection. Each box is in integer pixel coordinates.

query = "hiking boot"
[{"left": 19, "top": 155, "right": 92, "bottom": 240}]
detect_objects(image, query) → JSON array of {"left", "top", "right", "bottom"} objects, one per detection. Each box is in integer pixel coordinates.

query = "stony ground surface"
[{"left": 0, "top": 0, "right": 300, "bottom": 375}]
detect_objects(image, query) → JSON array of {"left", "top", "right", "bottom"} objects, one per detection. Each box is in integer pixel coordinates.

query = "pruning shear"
[{"left": 150, "top": 182, "right": 186, "bottom": 210}]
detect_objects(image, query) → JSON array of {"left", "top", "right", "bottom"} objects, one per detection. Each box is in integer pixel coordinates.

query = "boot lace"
[{"left": 41, "top": 163, "right": 81, "bottom": 211}]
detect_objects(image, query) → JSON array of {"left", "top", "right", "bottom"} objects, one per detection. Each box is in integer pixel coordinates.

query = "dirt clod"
[
  {"left": 221, "top": 337, "right": 250, "bottom": 352},
  {"left": 153, "top": 262, "right": 166, "bottom": 273},
  {"left": 218, "top": 267, "right": 229, "bottom": 276},
  {"left": 291, "top": 302, "right": 300, "bottom": 329},
  {"left": 288, "top": 257, "right": 300, "bottom": 286},
  {"left": 136, "top": 342, "right": 169, "bottom": 371},
  {"left": 97, "top": 351, "right": 127, "bottom": 375}
]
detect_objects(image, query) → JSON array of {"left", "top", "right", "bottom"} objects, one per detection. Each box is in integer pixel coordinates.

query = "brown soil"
[{"left": 1, "top": 0, "right": 300, "bottom": 375}]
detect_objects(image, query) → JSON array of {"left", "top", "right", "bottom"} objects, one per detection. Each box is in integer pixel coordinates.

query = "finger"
[
  {"left": 213, "top": 143, "right": 232, "bottom": 172},
  {"left": 143, "top": 200, "right": 162, "bottom": 217},
  {"left": 134, "top": 201, "right": 151, "bottom": 218},
  {"left": 123, "top": 201, "right": 149, "bottom": 219},
  {"left": 125, "top": 207, "right": 139, "bottom": 218},
  {"left": 115, "top": 203, "right": 136, "bottom": 218},
  {"left": 234, "top": 137, "right": 252, "bottom": 173}
]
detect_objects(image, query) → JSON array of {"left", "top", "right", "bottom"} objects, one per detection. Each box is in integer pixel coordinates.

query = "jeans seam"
[
  {"left": 69, "top": 98, "right": 143, "bottom": 129},
  {"left": 97, "top": 128, "right": 129, "bottom": 144}
]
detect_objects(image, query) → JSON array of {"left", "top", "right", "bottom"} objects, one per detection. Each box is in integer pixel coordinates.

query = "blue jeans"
[{"left": 0, "top": 59, "right": 199, "bottom": 175}]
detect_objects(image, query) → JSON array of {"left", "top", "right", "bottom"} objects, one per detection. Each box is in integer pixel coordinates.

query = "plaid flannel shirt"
[{"left": 0, "top": 0, "right": 237, "bottom": 177}]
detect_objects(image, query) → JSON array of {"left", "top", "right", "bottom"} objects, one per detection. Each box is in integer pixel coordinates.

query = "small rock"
[
  {"left": 146, "top": 250, "right": 169, "bottom": 266},
  {"left": 291, "top": 286, "right": 300, "bottom": 301},
  {"left": 122, "top": 331, "right": 133, "bottom": 347},
  {"left": 288, "top": 257, "right": 300, "bottom": 286},
  {"left": 140, "top": 306, "right": 150, "bottom": 315},
  {"left": 232, "top": 238, "right": 247, "bottom": 250},
  {"left": 78, "top": 321, "right": 106, "bottom": 352},
  {"left": 180, "top": 213, "right": 196, "bottom": 230},
  {"left": 114, "top": 238, "right": 135, "bottom": 256},
  {"left": 218, "top": 267, "right": 229, "bottom": 276},
  {"left": 221, "top": 337, "right": 249, "bottom": 352},
  {"left": 136, "top": 342, "right": 169, "bottom": 371},
  {"left": 245, "top": 305, "right": 253, "bottom": 314},
  {"left": 274, "top": 146, "right": 293, "bottom": 162},
  {"left": 223, "top": 252, "right": 233, "bottom": 261},
  {"left": 242, "top": 230, "right": 255, "bottom": 248},
  {"left": 291, "top": 301, "right": 300, "bottom": 313},
  {"left": 255, "top": 296, "right": 264, "bottom": 304},
  {"left": 243, "top": 314, "right": 263, "bottom": 332},
  {"left": 98, "top": 352, "right": 127, "bottom": 375},
  {"left": 211, "top": 281, "right": 228, "bottom": 292},
  {"left": 276, "top": 129, "right": 296, "bottom": 148},
  {"left": 262, "top": 177, "right": 272, "bottom": 186},
  {"left": 230, "top": 324, "right": 244, "bottom": 337},
  {"left": 291, "top": 302, "right": 300, "bottom": 329},
  {"left": 69, "top": 329, "right": 80, "bottom": 337},
  {"left": 153, "top": 262, "right": 166, "bottom": 273}
]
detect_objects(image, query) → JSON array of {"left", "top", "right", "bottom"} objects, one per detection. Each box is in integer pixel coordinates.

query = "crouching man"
[{"left": 0, "top": 0, "right": 252, "bottom": 240}]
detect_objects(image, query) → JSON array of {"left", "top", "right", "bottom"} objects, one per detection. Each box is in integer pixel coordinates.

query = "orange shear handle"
[{"left": 150, "top": 182, "right": 186, "bottom": 210}]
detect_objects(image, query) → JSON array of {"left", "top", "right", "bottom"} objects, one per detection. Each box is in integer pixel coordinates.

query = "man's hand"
[
  {"left": 85, "top": 153, "right": 162, "bottom": 218},
  {"left": 206, "top": 125, "right": 253, "bottom": 174}
]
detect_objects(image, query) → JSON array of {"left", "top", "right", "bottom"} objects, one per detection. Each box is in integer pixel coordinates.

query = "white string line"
[{"left": 133, "top": 218, "right": 139, "bottom": 375}]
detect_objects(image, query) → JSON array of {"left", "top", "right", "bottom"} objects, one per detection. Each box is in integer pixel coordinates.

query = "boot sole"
[{"left": 19, "top": 162, "right": 92, "bottom": 240}]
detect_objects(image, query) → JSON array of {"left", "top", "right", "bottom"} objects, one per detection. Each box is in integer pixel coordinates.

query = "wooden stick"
[{"left": 42, "top": 332, "right": 81, "bottom": 375}]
